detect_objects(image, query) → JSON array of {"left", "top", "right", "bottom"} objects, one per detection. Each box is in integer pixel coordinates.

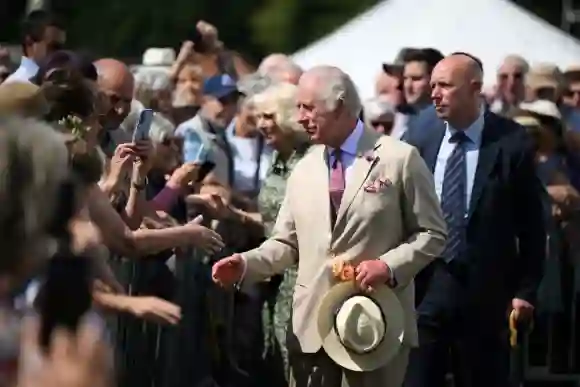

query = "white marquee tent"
[{"left": 292, "top": 0, "right": 580, "bottom": 99}]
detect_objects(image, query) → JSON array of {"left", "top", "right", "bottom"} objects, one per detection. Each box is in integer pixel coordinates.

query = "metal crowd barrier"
[{"left": 106, "top": 244, "right": 237, "bottom": 387}]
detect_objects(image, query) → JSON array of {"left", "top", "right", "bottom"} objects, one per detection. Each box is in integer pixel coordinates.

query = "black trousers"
[{"left": 403, "top": 316, "right": 510, "bottom": 387}]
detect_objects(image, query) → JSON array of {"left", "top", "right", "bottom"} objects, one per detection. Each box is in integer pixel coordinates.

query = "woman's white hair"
[
  {"left": 120, "top": 99, "right": 145, "bottom": 135},
  {"left": 252, "top": 82, "right": 304, "bottom": 136},
  {"left": 307, "top": 66, "right": 361, "bottom": 118},
  {"left": 0, "top": 116, "right": 69, "bottom": 268},
  {"left": 149, "top": 113, "right": 175, "bottom": 145}
]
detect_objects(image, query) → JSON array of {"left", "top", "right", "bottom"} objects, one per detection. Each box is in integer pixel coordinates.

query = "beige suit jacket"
[{"left": 242, "top": 127, "right": 447, "bottom": 353}]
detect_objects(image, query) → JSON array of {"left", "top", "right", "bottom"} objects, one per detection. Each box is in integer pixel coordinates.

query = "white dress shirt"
[
  {"left": 433, "top": 110, "right": 485, "bottom": 214},
  {"left": 3, "top": 57, "right": 38, "bottom": 84}
]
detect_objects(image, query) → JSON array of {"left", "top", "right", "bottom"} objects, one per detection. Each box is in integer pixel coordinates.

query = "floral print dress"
[{"left": 259, "top": 145, "right": 309, "bottom": 380}]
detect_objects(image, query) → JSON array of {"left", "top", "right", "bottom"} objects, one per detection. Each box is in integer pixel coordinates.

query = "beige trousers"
[{"left": 288, "top": 347, "right": 410, "bottom": 387}]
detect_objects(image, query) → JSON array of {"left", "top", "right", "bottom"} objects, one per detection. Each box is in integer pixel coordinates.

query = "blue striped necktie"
[{"left": 441, "top": 131, "right": 469, "bottom": 263}]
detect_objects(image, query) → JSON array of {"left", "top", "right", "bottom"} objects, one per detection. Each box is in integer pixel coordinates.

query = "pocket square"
[{"left": 364, "top": 177, "right": 392, "bottom": 193}]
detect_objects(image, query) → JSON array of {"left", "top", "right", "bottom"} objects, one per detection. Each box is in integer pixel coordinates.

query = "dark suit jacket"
[
  {"left": 402, "top": 104, "right": 439, "bottom": 142},
  {"left": 405, "top": 112, "right": 546, "bottom": 331}
]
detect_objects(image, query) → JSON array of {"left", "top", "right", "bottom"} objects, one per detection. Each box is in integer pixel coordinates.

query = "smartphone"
[
  {"left": 38, "top": 255, "right": 92, "bottom": 351},
  {"left": 183, "top": 130, "right": 208, "bottom": 163},
  {"left": 133, "top": 109, "right": 154, "bottom": 142}
]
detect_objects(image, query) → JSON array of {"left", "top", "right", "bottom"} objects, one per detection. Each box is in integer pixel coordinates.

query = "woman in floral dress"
[{"left": 250, "top": 82, "right": 311, "bottom": 384}]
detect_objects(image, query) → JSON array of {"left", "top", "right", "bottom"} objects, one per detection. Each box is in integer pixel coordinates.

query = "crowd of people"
[{"left": 1, "top": 7, "right": 580, "bottom": 387}]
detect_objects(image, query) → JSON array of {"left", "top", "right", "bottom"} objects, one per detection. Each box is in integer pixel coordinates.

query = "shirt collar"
[
  {"left": 327, "top": 120, "right": 364, "bottom": 156},
  {"left": 20, "top": 57, "right": 39, "bottom": 76},
  {"left": 446, "top": 106, "right": 485, "bottom": 145}
]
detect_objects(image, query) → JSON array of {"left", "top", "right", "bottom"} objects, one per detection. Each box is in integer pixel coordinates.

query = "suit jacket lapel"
[
  {"left": 468, "top": 113, "right": 500, "bottom": 220},
  {"left": 420, "top": 121, "right": 446, "bottom": 173},
  {"left": 334, "top": 127, "right": 381, "bottom": 228}
]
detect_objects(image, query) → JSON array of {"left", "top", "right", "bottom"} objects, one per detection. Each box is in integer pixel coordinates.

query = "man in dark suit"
[{"left": 403, "top": 53, "right": 546, "bottom": 387}]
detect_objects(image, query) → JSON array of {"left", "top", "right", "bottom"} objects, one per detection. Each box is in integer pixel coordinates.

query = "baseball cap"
[
  {"left": 203, "top": 73, "right": 238, "bottom": 99},
  {"left": 564, "top": 65, "right": 580, "bottom": 83},
  {"left": 382, "top": 47, "right": 419, "bottom": 76}
]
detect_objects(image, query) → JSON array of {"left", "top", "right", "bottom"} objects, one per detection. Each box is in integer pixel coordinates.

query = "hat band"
[{"left": 332, "top": 294, "right": 387, "bottom": 355}]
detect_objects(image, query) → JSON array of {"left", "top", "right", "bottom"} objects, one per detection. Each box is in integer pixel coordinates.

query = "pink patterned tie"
[{"left": 329, "top": 149, "right": 345, "bottom": 214}]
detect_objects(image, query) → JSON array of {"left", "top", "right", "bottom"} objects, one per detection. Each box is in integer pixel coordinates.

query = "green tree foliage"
[
  {"left": 4, "top": 0, "right": 380, "bottom": 63},
  {"left": 2, "top": 0, "right": 572, "bottom": 64}
]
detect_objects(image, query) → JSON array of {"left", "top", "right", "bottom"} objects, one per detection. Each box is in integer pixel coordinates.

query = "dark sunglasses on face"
[
  {"left": 498, "top": 72, "right": 523, "bottom": 81},
  {"left": 565, "top": 89, "right": 580, "bottom": 98}
]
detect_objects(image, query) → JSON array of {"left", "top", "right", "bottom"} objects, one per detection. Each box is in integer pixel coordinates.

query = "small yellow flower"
[{"left": 331, "top": 259, "right": 356, "bottom": 283}]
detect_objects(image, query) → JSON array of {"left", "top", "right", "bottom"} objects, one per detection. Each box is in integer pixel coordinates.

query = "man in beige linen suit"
[{"left": 212, "top": 66, "right": 447, "bottom": 387}]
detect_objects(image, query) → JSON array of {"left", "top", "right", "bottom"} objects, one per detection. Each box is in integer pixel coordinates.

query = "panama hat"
[{"left": 317, "top": 281, "right": 405, "bottom": 372}]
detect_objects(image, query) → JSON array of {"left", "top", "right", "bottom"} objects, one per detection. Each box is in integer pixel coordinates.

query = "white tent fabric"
[{"left": 292, "top": 0, "right": 580, "bottom": 99}]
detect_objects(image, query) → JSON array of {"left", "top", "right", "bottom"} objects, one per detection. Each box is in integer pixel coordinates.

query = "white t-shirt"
[{"left": 226, "top": 121, "right": 272, "bottom": 194}]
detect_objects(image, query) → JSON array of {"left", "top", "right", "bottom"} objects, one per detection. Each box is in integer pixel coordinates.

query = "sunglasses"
[
  {"left": 565, "top": 90, "right": 580, "bottom": 98},
  {"left": 498, "top": 72, "right": 523, "bottom": 81}
]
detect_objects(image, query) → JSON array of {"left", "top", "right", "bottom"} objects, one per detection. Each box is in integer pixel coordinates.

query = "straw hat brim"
[{"left": 317, "top": 282, "right": 405, "bottom": 372}]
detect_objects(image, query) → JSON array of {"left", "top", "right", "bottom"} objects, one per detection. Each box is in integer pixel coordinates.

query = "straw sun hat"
[{"left": 317, "top": 281, "right": 405, "bottom": 372}]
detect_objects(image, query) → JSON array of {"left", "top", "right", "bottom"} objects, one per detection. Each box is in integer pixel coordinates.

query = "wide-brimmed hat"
[
  {"left": 317, "top": 282, "right": 405, "bottom": 372},
  {"left": 526, "top": 64, "right": 564, "bottom": 92},
  {"left": 0, "top": 82, "right": 49, "bottom": 118},
  {"left": 520, "top": 99, "right": 562, "bottom": 120}
]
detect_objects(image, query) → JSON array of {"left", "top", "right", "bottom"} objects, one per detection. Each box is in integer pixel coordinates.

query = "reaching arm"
[
  {"left": 241, "top": 183, "right": 298, "bottom": 283},
  {"left": 88, "top": 184, "right": 215, "bottom": 257},
  {"left": 379, "top": 147, "right": 448, "bottom": 287}
]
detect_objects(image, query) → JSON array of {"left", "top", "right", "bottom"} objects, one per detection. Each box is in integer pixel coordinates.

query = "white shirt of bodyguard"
[
  {"left": 433, "top": 108, "right": 485, "bottom": 214},
  {"left": 3, "top": 57, "right": 38, "bottom": 84}
]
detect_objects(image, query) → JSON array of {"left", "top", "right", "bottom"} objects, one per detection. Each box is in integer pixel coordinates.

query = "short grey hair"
[
  {"left": 119, "top": 101, "right": 174, "bottom": 145},
  {"left": 305, "top": 66, "right": 361, "bottom": 118},
  {"left": 258, "top": 54, "right": 302, "bottom": 83},
  {"left": 237, "top": 73, "right": 275, "bottom": 98},
  {"left": 258, "top": 53, "right": 291, "bottom": 74},
  {"left": 0, "top": 116, "right": 69, "bottom": 271},
  {"left": 120, "top": 99, "right": 145, "bottom": 135},
  {"left": 363, "top": 96, "right": 396, "bottom": 123}
]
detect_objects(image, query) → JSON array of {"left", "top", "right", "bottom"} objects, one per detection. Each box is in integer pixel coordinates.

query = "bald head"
[
  {"left": 94, "top": 58, "right": 134, "bottom": 129},
  {"left": 430, "top": 54, "right": 483, "bottom": 127},
  {"left": 94, "top": 58, "right": 134, "bottom": 95}
]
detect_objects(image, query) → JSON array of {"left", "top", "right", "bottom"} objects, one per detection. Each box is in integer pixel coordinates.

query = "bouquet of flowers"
[{"left": 58, "top": 115, "right": 90, "bottom": 155}]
